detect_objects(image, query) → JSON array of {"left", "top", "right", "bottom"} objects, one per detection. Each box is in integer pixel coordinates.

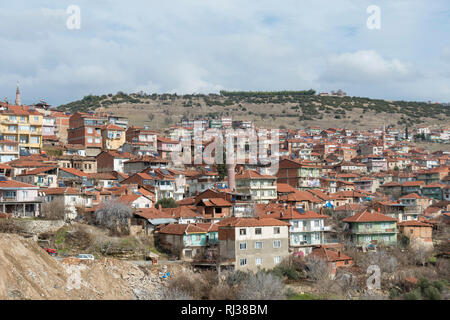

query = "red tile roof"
[
  {"left": 17, "top": 166, "right": 58, "bottom": 176},
  {"left": 159, "top": 223, "right": 206, "bottom": 235},
  {"left": 402, "top": 181, "right": 425, "bottom": 187},
  {"left": 343, "top": 210, "right": 397, "bottom": 223},
  {"left": 217, "top": 217, "right": 290, "bottom": 227},
  {"left": 398, "top": 220, "right": 432, "bottom": 227},
  {"left": 116, "top": 194, "right": 151, "bottom": 205},
  {"left": 400, "top": 193, "right": 423, "bottom": 199},
  {"left": 41, "top": 187, "right": 81, "bottom": 195},
  {"left": 135, "top": 208, "right": 173, "bottom": 220},
  {"left": 202, "top": 198, "right": 232, "bottom": 207},
  {"left": 0, "top": 179, "right": 38, "bottom": 189},
  {"left": 311, "top": 247, "right": 353, "bottom": 262},
  {"left": 59, "top": 167, "right": 87, "bottom": 177},
  {"left": 235, "top": 169, "right": 276, "bottom": 180},
  {"left": 277, "top": 183, "right": 298, "bottom": 193},
  {"left": 163, "top": 206, "right": 201, "bottom": 219}
]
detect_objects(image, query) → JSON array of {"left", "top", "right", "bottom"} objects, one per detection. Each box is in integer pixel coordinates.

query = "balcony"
[
  {"left": 158, "top": 185, "right": 174, "bottom": 191},
  {"left": 352, "top": 228, "right": 397, "bottom": 234}
]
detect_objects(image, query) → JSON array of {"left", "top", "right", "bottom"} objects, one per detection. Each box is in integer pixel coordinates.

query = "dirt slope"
[{"left": 0, "top": 234, "right": 167, "bottom": 300}]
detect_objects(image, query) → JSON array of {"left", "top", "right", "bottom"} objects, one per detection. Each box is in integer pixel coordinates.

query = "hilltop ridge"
[{"left": 57, "top": 91, "right": 450, "bottom": 130}]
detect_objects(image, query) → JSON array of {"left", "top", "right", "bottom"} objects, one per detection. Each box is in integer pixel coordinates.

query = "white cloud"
[
  {"left": 0, "top": 0, "right": 449, "bottom": 104},
  {"left": 322, "top": 50, "right": 413, "bottom": 84}
]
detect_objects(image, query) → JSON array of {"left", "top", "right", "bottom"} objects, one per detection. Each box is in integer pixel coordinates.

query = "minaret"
[
  {"left": 227, "top": 163, "right": 236, "bottom": 191},
  {"left": 15, "top": 82, "right": 21, "bottom": 106}
]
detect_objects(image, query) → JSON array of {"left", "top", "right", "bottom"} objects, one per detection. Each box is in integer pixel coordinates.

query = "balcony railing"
[{"left": 352, "top": 228, "right": 398, "bottom": 234}]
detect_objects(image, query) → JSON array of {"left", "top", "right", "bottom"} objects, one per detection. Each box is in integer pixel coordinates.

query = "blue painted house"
[{"left": 157, "top": 223, "right": 219, "bottom": 260}]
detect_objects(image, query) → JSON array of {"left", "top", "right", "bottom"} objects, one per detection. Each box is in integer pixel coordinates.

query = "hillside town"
[{"left": 0, "top": 86, "right": 449, "bottom": 300}]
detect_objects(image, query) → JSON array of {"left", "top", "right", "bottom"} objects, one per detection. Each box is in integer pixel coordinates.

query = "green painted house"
[
  {"left": 421, "top": 184, "right": 444, "bottom": 201},
  {"left": 343, "top": 210, "right": 398, "bottom": 246}
]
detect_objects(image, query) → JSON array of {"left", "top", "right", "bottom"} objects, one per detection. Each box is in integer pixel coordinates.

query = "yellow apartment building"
[
  {"left": 101, "top": 124, "right": 126, "bottom": 150},
  {"left": 0, "top": 105, "right": 44, "bottom": 154}
]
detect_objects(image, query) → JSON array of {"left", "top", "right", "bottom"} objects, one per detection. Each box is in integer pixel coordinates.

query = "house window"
[
  {"left": 239, "top": 242, "right": 247, "bottom": 250},
  {"left": 345, "top": 260, "right": 349, "bottom": 265},
  {"left": 274, "top": 227, "right": 280, "bottom": 234},
  {"left": 255, "top": 228, "right": 262, "bottom": 235},
  {"left": 314, "top": 220, "right": 320, "bottom": 227},
  {"left": 255, "top": 241, "right": 263, "bottom": 249},
  {"left": 87, "top": 127, "right": 93, "bottom": 134},
  {"left": 273, "top": 240, "right": 281, "bottom": 248},
  {"left": 274, "top": 256, "right": 281, "bottom": 264},
  {"left": 365, "top": 224, "right": 372, "bottom": 229},
  {"left": 293, "top": 221, "right": 299, "bottom": 228},
  {"left": 5, "top": 191, "right": 16, "bottom": 199},
  {"left": 240, "top": 258, "right": 247, "bottom": 266},
  {"left": 255, "top": 258, "right": 262, "bottom": 266},
  {"left": 239, "top": 228, "right": 246, "bottom": 236}
]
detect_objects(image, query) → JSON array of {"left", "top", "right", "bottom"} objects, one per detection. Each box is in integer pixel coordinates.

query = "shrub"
[
  {"left": 423, "top": 286, "right": 441, "bottom": 300},
  {"left": 0, "top": 218, "right": 24, "bottom": 234},
  {"left": 404, "top": 289, "right": 421, "bottom": 300},
  {"left": 389, "top": 288, "right": 400, "bottom": 299},
  {"left": 155, "top": 198, "right": 178, "bottom": 209}
]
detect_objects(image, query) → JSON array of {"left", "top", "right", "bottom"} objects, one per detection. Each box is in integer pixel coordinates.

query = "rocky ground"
[{"left": 0, "top": 233, "right": 182, "bottom": 300}]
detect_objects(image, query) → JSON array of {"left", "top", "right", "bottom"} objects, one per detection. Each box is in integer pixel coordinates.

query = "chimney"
[{"left": 338, "top": 250, "right": 341, "bottom": 257}]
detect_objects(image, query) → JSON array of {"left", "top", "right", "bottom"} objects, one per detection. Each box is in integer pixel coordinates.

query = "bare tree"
[
  {"left": 41, "top": 199, "right": 68, "bottom": 220},
  {"left": 410, "top": 241, "right": 433, "bottom": 267},
  {"left": 304, "top": 255, "right": 330, "bottom": 281},
  {"left": 160, "top": 287, "right": 193, "bottom": 300},
  {"left": 0, "top": 218, "right": 24, "bottom": 234},
  {"left": 94, "top": 200, "right": 133, "bottom": 235},
  {"left": 237, "top": 271, "right": 286, "bottom": 300}
]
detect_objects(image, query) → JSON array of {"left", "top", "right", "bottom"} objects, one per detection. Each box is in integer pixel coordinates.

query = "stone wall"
[{"left": 14, "top": 219, "right": 66, "bottom": 235}]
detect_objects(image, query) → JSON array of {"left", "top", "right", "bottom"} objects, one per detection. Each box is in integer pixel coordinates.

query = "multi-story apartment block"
[
  {"left": 0, "top": 178, "right": 42, "bottom": 217},
  {"left": 235, "top": 170, "right": 277, "bottom": 204},
  {"left": 277, "top": 158, "right": 322, "bottom": 190},
  {"left": 343, "top": 210, "right": 398, "bottom": 246},
  {"left": 101, "top": 124, "right": 125, "bottom": 150},
  {"left": 51, "top": 111, "right": 70, "bottom": 143},
  {"left": 217, "top": 217, "right": 290, "bottom": 272},
  {"left": 0, "top": 139, "right": 19, "bottom": 162},
  {"left": 0, "top": 105, "right": 43, "bottom": 154},
  {"left": 68, "top": 112, "right": 108, "bottom": 156},
  {"left": 125, "top": 126, "right": 158, "bottom": 155}
]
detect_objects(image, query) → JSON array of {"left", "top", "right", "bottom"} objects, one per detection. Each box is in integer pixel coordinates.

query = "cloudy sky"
[{"left": 1, "top": 0, "right": 450, "bottom": 105}]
